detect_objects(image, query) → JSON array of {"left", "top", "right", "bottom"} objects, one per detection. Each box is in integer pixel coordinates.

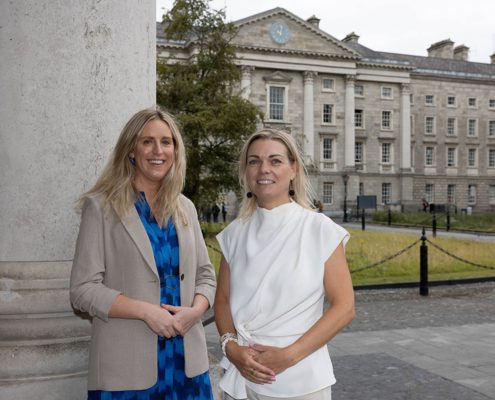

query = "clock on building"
[{"left": 270, "top": 21, "right": 290, "bottom": 44}]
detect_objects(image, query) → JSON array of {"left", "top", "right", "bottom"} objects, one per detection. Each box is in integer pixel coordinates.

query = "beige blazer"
[{"left": 70, "top": 194, "right": 216, "bottom": 391}]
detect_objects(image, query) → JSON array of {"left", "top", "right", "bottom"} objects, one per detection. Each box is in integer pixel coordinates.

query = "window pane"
[
  {"left": 323, "top": 104, "right": 333, "bottom": 123},
  {"left": 322, "top": 138, "right": 333, "bottom": 160},
  {"left": 381, "top": 183, "right": 391, "bottom": 204},
  {"left": 355, "top": 142, "right": 363, "bottom": 163},
  {"left": 269, "top": 87, "right": 284, "bottom": 120},
  {"left": 323, "top": 182, "right": 333, "bottom": 204}
]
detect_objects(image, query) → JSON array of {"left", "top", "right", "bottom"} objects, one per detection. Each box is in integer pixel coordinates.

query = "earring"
[
  {"left": 129, "top": 157, "right": 136, "bottom": 166},
  {"left": 289, "top": 181, "right": 295, "bottom": 197},
  {"left": 246, "top": 192, "right": 253, "bottom": 198}
]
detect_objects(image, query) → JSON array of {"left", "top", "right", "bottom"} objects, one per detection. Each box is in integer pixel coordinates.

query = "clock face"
[{"left": 270, "top": 21, "right": 290, "bottom": 44}]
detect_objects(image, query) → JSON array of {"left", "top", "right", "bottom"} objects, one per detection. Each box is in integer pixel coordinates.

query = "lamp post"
[{"left": 343, "top": 173, "right": 349, "bottom": 222}]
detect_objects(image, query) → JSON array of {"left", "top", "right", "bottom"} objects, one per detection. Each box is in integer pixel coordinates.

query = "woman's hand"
[
  {"left": 249, "top": 343, "right": 295, "bottom": 375},
  {"left": 161, "top": 304, "right": 201, "bottom": 336},
  {"left": 225, "top": 342, "right": 276, "bottom": 385},
  {"left": 142, "top": 303, "right": 178, "bottom": 338}
]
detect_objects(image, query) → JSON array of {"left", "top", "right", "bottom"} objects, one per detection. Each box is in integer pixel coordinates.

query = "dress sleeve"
[
  {"left": 319, "top": 216, "right": 350, "bottom": 264},
  {"left": 70, "top": 197, "right": 121, "bottom": 322},
  {"left": 216, "top": 222, "right": 234, "bottom": 264}
]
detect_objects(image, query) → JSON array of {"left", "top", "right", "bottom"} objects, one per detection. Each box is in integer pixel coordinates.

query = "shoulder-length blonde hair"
[
  {"left": 78, "top": 107, "right": 187, "bottom": 225},
  {"left": 237, "top": 129, "right": 314, "bottom": 219}
]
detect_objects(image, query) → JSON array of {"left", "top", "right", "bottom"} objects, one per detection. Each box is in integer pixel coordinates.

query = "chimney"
[
  {"left": 427, "top": 39, "right": 454, "bottom": 59},
  {"left": 453, "top": 45, "right": 469, "bottom": 61},
  {"left": 306, "top": 15, "right": 320, "bottom": 28},
  {"left": 342, "top": 32, "right": 360, "bottom": 44},
  {"left": 491, "top": 53, "right": 495, "bottom": 64}
]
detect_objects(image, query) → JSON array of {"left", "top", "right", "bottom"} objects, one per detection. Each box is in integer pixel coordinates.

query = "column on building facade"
[
  {"left": 344, "top": 75, "right": 356, "bottom": 169},
  {"left": 303, "top": 71, "right": 316, "bottom": 164},
  {"left": 0, "top": 1, "right": 155, "bottom": 399},
  {"left": 400, "top": 83, "right": 412, "bottom": 170},
  {"left": 240, "top": 65, "right": 254, "bottom": 99}
]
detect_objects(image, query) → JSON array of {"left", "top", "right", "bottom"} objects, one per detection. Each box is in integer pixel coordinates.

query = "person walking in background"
[
  {"left": 212, "top": 203, "right": 221, "bottom": 223},
  {"left": 222, "top": 202, "right": 227, "bottom": 222},
  {"left": 70, "top": 107, "right": 216, "bottom": 399},
  {"left": 214, "top": 129, "right": 355, "bottom": 400}
]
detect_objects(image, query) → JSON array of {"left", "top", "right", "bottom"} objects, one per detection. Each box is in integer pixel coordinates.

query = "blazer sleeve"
[
  {"left": 184, "top": 199, "right": 217, "bottom": 308},
  {"left": 70, "top": 196, "right": 122, "bottom": 322}
]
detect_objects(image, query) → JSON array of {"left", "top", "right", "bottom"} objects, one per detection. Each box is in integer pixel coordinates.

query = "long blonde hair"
[
  {"left": 237, "top": 129, "right": 314, "bottom": 219},
  {"left": 78, "top": 107, "right": 187, "bottom": 225}
]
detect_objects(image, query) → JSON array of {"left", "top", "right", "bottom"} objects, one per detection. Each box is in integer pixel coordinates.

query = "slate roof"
[{"left": 344, "top": 41, "right": 495, "bottom": 80}]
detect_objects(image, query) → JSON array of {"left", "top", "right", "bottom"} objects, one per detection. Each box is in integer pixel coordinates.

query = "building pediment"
[
  {"left": 262, "top": 71, "right": 293, "bottom": 83},
  {"left": 233, "top": 8, "right": 359, "bottom": 60}
]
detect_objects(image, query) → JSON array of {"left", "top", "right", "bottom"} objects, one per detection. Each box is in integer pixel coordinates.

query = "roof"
[{"left": 344, "top": 41, "right": 495, "bottom": 80}]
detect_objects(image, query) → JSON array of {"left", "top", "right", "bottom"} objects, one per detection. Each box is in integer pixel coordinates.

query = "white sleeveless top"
[{"left": 216, "top": 202, "right": 349, "bottom": 399}]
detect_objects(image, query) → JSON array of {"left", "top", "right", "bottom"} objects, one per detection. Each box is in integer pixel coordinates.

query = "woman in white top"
[{"left": 214, "top": 129, "right": 355, "bottom": 400}]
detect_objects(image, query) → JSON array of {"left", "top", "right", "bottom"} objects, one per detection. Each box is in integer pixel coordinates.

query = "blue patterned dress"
[{"left": 88, "top": 196, "right": 213, "bottom": 400}]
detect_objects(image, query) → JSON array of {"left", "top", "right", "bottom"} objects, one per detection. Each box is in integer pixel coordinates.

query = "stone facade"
[{"left": 157, "top": 7, "right": 495, "bottom": 213}]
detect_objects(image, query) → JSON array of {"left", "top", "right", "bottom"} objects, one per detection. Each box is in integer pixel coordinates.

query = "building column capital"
[
  {"left": 345, "top": 75, "right": 356, "bottom": 85},
  {"left": 241, "top": 65, "right": 255, "bottom": 76},
  {"left": 303, "top": 70, "right": 317, "bottom": 83},
  {"left": 401, "top": 83, "right": 411, "bottom": 94}
]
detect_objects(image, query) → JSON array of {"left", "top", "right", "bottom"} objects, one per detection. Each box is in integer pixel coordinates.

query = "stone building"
[{"left": 157, "top": 7, "right": 495, "bottom": 213}]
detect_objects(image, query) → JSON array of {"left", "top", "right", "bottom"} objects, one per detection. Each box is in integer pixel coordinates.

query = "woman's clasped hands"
[
  {"left": 142, "top": 302, "right": 202, "bottom": 338},
  {"left": 224, "top": 341, "right": 278, "bottom": 385}
]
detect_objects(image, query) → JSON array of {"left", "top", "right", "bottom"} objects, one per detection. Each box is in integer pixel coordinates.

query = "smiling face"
[
  {"left": 246, "top": 138, "right": 297, "bottom": 209},
  {"left": 130, "top": 119, "right": 175, "bottom": 193}
]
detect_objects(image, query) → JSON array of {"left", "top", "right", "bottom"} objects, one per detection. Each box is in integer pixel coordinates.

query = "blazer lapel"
[{"left": 120, "top": 205, "right": 159, "bottom": 278}]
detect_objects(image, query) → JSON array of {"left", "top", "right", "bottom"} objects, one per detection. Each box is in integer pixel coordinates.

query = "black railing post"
[
  {"left": 446, "top": 210, "right": 450, "bottom": 232},
  {"left": 420, "top": 227, "right": 429, "bottom": 296},
  {"left": 361, "top": 209, "right": 366, "bottom": 231},
  {"left": 432, "top": 213, "right": 437, "bottom": 237},
  {"left": 387, "top": 208, "right": 392, "bottom": 226}
]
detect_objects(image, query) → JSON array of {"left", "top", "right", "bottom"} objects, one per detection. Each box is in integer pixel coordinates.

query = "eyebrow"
[{"left": 247, "top": 154, "right": 285, "bottom": 158}]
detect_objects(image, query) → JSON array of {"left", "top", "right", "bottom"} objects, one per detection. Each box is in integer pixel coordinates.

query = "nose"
[
  {"left": 259, "top": 159, "right": 271, "bottom": 174},
  {"left": 152, "top": 139, "right": 164, "bottom": 155}
]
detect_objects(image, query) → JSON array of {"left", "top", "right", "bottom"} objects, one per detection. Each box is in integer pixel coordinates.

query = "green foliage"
[{"left": 157, "top": 0, "right": 262, "bottom": 209}]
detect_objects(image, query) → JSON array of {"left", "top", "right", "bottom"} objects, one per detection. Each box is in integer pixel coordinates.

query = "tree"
[{"left": 157, "top": 0, "right": 262, "bottom": 210}]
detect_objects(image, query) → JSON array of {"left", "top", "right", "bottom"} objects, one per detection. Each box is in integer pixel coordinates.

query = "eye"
[
  {"left": 142, "top": 138, "right": 152, "bottom": 145},
  {"left": 248, "top": 159, "right": 261, "bottom": 166},
  {"left": 271, "top": 158, "right": 282, "bottom": 165},
  {"left": 161, "top": 138, "right": 172, "bottom": 145}
]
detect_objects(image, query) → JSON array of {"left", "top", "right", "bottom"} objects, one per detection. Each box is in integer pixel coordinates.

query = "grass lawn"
[
  {"left": 204, "top": 224, "right": 495, "bottom": 285},
  {"left": 372, "top": 211, "right": 495, "bottom": 233}
]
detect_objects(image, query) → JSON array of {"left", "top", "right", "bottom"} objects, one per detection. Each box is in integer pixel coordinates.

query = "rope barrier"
[
  {"left": 207, "top": 243, "right": 222, "bottom": 254},
  {"left": 350, "top": 239, "right": 421, "bottom": 274},
  {"left": 425, "top": 238, "right": 495, "bottom": 270}
]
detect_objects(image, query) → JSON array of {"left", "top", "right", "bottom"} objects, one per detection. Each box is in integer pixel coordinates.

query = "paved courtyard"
[{"left": 205, "top": 282, "right": 495, "bottom": 399}]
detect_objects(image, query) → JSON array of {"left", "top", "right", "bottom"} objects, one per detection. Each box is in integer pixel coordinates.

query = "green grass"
[
  {"left": 372, "top": 211, "right": 495, "bottom": 233},
  {"left": 346, "top": 229, "right": 495, "bottom": 285},
  {"left": 204, "top": 224, "right": 495, "bottom": 284}
]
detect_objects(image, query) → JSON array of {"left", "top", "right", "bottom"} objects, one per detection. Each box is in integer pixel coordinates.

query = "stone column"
[
  {"left": 0, "top": 1, "right": 155, "bottom": 399},
  {"left": 344, "top": 75, "right": 356, "bottom": 169},
  {"left": 400, "top": 83, "right": 412, "bottom": 170},
  {"left": 400, "top": 83, "right": 413, "bottom": 207},
  {"left": 240, "top": 65, "right": 254, "bottom": 99},
  {"left": 303, "top": 71, "right": 316, "bottom": 164}
]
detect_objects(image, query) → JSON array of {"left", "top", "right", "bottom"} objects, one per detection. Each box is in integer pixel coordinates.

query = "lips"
[
  {"left": 257, "top": 180, "right": 275, "bottom": 184},
  {"left": 148, "top": 160, "right": 164, "bottom": 165}
]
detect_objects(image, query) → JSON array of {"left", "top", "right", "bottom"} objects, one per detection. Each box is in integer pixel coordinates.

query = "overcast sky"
[{"left": 156, "top": 0, "right": 495, "bottom": 64}]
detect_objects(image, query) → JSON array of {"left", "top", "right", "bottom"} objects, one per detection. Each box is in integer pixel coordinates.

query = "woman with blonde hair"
[
  {"left": 70, "top": 107, "right": 215, "bottom": 399},
  {"left": 214, "top": 129, "right": 355, "bottom": 399}
]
